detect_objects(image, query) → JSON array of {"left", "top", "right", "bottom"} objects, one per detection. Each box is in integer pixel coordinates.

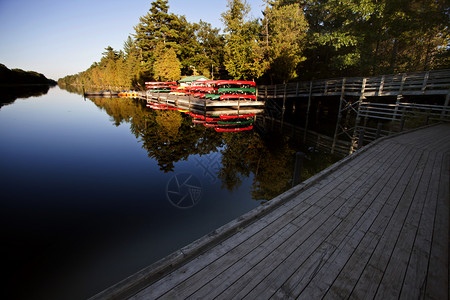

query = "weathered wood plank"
[
  {"left": 424, "top": 152, "right": 449, "bottom": 300},
  {"left": 118, "top": 125, "right": 449, "bottom": 300},
  {"left": 260, "top": 144, "right": 413, "bottom": 299},
  {"left": 215, "top": 144, "right": 404, "bottom": 299},
  {"left": 322, "top": 148, "right": 420, "bottom": 299},
  {"left": 374, "top": 151, "right": 436, "bottom": 299},
  {"left": 348, "top": 149, "right": 428, "bottom": 299},
  {"left": 132, "top": 142, "right": 386, "bottom": 299},
  {"left": 399, "top": 151, "right": 443, "bottom": 299},
  {"left": 286, "top": 144, "right": 417, "bottom": 299},
  {"left": 160, "top": 146, "right": 386, "bottom": 298}
]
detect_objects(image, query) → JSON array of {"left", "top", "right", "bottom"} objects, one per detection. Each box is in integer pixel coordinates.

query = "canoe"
[
  {"left": 216, "top": 80, "right": 256, "bottom": 87},
  {"left": 217, "top": 88, "right": 256, "bottom": 94},
  {"left": 145, "top": 81, "right": 177, "bottom": 86},
  {"left": 204, "top": 94, "right": 221, "bottom": 100}
]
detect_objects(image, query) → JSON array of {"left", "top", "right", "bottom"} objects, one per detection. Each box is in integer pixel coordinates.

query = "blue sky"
[{"left": 0, "top": 0, "right": 264, "bottom": 80}]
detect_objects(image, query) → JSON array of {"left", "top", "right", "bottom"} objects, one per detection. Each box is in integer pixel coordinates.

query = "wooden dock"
[
  {"left": 91, "top": 123, "right": 449, "bottom": 300},
  {"left": 137, "top": 91, "right": 265, "bottom": 116}
]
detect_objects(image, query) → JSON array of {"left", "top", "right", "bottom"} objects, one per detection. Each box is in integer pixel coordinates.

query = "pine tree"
[{"left": 134, "top": 0, "right": 178, "bottom": 78}]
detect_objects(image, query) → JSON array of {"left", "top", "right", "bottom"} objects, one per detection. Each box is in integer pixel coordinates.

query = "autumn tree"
[
  {"left": 222, "top": 0, "right": 266, "bottom": 80},
  {"left": 261, "top": 0, "right": 308, "bottom": 83},
  {"left": 153, "top": 44, "right": 181, "bottom": 81}
]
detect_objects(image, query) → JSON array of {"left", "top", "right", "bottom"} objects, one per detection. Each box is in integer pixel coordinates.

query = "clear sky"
[{"left": 0, "top": 0, "right": 265, "bottom": 80}]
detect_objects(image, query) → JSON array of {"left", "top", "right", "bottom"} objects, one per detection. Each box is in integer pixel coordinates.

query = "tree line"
[
  {"left": 58, "top": 0, "right": 449, "bottom": 88},
  {"left": 1, "top": 63, "right": 57, "bottom": 85}
]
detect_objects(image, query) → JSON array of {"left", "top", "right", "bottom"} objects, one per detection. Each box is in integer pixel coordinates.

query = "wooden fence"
[
  {"left": 258, "top": 69, "right": 450, "bottom": 99},
  {"left": 257, "top": 69, "right": 450, "bottom": 154}
]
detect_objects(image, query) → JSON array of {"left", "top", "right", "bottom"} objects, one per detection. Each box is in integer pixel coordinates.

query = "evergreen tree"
[
  {"left": 194, "top": 20, "right": 226, "bottom": 78},
  {"left": 134, "top": 0, "right": 178, "bottom": 78}
]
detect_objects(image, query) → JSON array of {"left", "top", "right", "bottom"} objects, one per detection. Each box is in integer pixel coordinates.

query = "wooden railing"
[
  {"left": 258, "top": 69, "right": 450, "bottom": 155},
  {"left": 257, "top": 69, "right": 450, "bottom": 99},
  {"left": 354, "top": 102, "right": 450, "bottom": 148}
]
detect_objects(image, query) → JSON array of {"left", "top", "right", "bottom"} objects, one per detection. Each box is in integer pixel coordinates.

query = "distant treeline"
[
  {"left": 58, "top": 0, "right": 450, "bottom": 89},
  {"left": 0, "top": 64, "right": 57, "bottom": 85}
]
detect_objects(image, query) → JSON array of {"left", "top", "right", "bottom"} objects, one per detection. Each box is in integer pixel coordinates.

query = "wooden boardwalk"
[{"left": 92, "top": 124, "right": 450, "bottom": 300}]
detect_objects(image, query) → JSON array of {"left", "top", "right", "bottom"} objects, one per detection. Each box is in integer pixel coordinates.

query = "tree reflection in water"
[
  {"left": 89, "top": 97, "right": 340, "bottom": 201},
  {"left": 0, "top": 85, "right": 52, "bottom": 109}
]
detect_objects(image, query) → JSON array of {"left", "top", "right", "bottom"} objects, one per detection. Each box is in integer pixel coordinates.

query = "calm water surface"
[{"left": 0, "top": 87, "right": 339, "bottom": 300}]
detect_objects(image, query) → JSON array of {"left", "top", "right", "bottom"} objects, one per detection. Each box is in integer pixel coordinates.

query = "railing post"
[
  {"left": 421, "top": 71, "right": 430, "bottom": 94},
  {"left": 378, "top": 75, "right": 385, "bottom": 96}
]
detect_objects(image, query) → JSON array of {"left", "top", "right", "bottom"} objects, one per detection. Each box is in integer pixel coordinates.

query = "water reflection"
[
  {"left": 1, "top": 87, "right": 342, "bottom": 300},
  {"left": 0, "top": 84, "right": 52, "bottom": 108},
  {"left": 88, "top": 96, "right": 340, "bottom": 200}
]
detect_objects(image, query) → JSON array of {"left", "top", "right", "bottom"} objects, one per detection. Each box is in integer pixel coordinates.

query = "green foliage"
[
  {"left": 222, "top": 0, "right": 266, "bottom": 80},
  {"left": 300, "top": 0, "right": 450, "bottom": 77},
  {"left": 153, "top": 44, "right": 181, "bottom": 81},
  {"left": 261, "top": 0, "right": 308, "bottom": 83},
  {"left": 59, "top": 0, "right": 449, "bottom": 86}
]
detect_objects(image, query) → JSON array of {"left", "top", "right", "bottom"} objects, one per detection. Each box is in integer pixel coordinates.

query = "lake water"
[{"left": 0, "top": 86, "right": 339, "bottom": 300}]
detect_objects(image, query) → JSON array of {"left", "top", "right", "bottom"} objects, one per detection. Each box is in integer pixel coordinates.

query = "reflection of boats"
[
  {"left": 190, "top": 112, "right": 205, "bottom": 120},
  {"left": 217, "top": 119, "right": 254, "bottom": 126},
  {"left": 119, "top": 91, "right": 138, "bottom": 97},
  {"left": 220, "top": 113, "right": 255, "bottom": 120},
  {"left": 84, "top": 91, "right": 119, "bottom": 97},
  {"left": 215, "top": 125, "right": 253, "bottom": 132},
  {"left": 146, "top": 103, "right": 177, "bottom": 110}
]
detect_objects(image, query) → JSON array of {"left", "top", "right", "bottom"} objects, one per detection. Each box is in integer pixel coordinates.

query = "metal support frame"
[{"left": 331, "top": 78, "right": 346, "bottom": 154}]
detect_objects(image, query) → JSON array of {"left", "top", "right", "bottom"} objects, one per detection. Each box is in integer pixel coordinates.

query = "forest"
[
  {"left": 58, "top": 0, "right": 450, "bottom": 89},
  {"left": 1, "top": 63, "right": 57, "bottom": 85}
]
